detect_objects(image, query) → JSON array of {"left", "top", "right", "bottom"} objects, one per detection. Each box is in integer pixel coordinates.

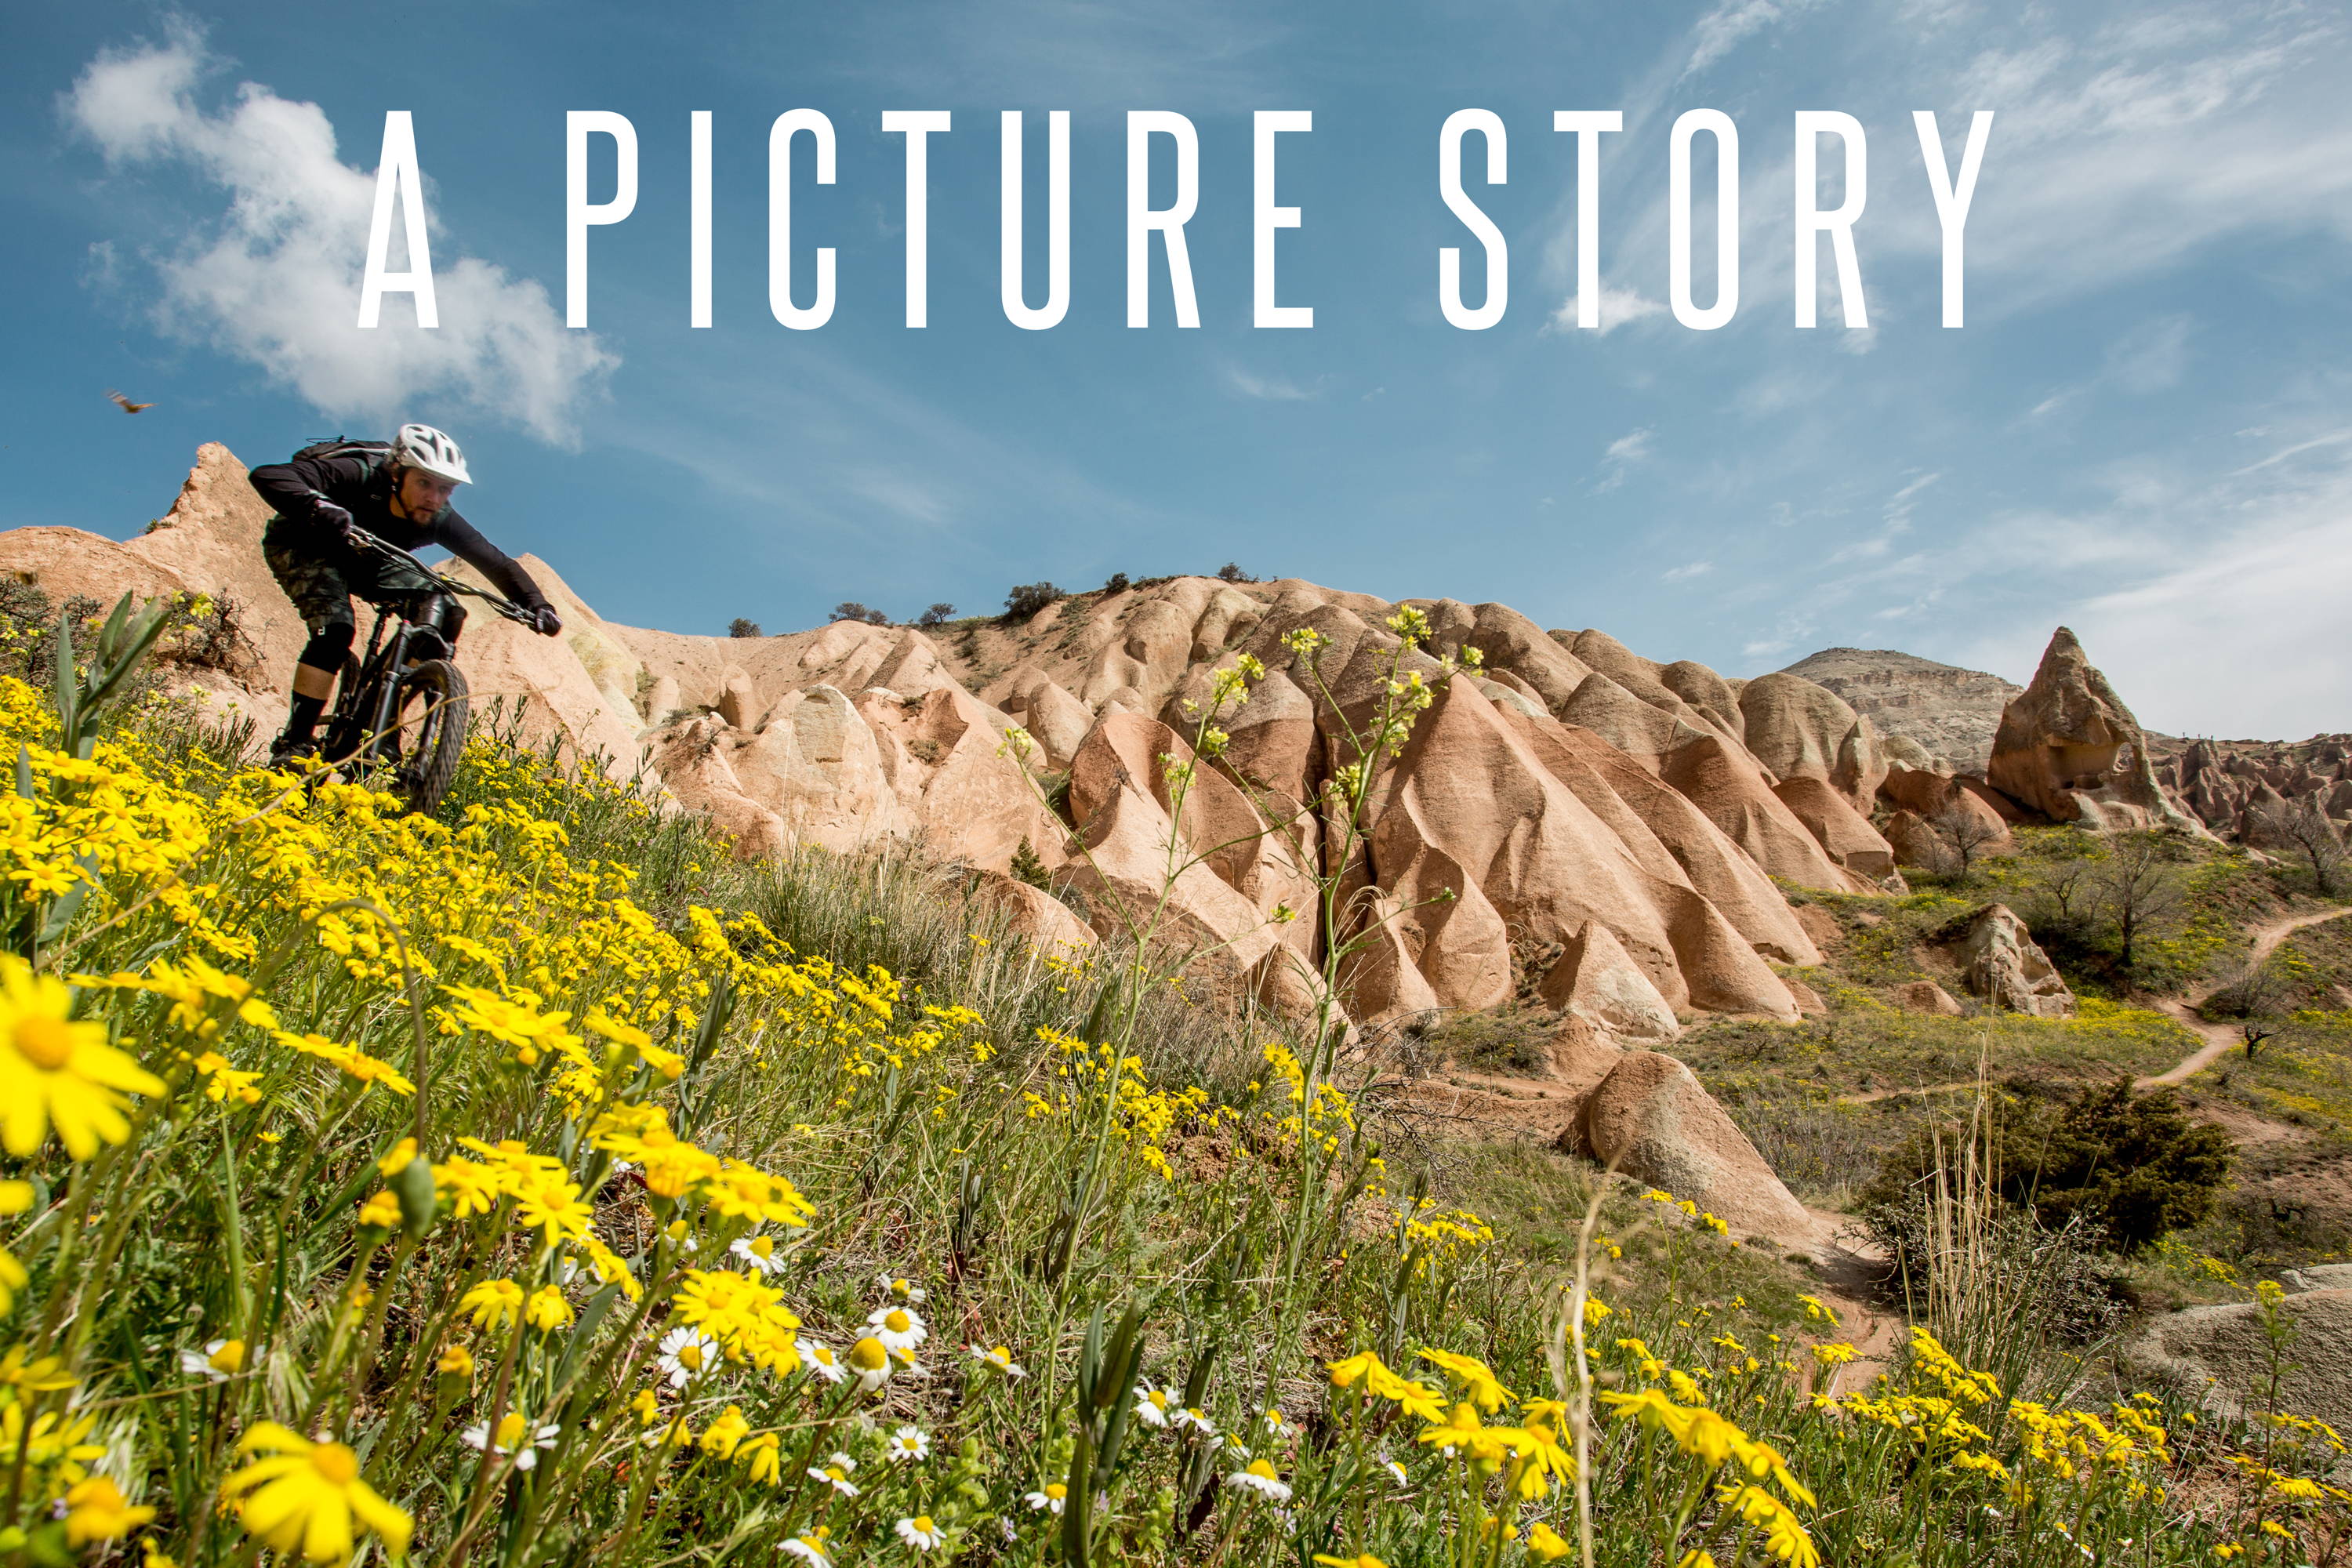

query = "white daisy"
[
  {"left": 655, "top": 1327, "right": 722, "bottom": 1389},
  {"left": 885, "top": 1425, "right": 931, "bottom": 1463},
  {"left": 1133, "top": 1381, "right": 1176, "bottom": 1428},
  {"left": 847, "top": 1334, "right": 895, "bottom": 1393},
  {"left": 807, "top": 1462, "right": 860, "bottom": 1497},
  {"left": 803, "top": 1340, "right": 848, "bottom": 1385},
  {"left": 731, "top": 1236, "right": 786, "bottom": 1276},
  {"left": 1228, "top": 1459, "right": 1291, "bottom": 1501},
  {"left": 877, "top": 1272, "right": 927, "bottom": 1305},
  {"left": 1025, "top": 1483, "right": 1068, "bottom": 1515},
  {"left": 462, "top": 1413, "right": 561, "bottom": 1471},
  {"left": 1172, "top": 1406, "right": 1216, "bottom": 1436},
  {"left": 895, "top": 1515, "right": 947, "bottom": 1552},
  {"left": 178, "top": 1338, "right": 241, "bottom": 1383},
  {"left": 782, "top": 1535, "right": 832, "bottom": 1568},
  {"left": 868, "top": 1304, "right": 929, "bottom": 1354},
  {"left": 1262, "top": 1408, "right": 1287, "bottom": 1435},
  {"left": 1382, "top": 1457, "right": 1408, "bottom": 1485},
  {"left": 967, "top": 1344, "right": 1027, "bottom": 1378}
]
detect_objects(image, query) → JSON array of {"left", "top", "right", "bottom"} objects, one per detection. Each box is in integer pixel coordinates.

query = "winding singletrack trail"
[
  {"left": 2137, "top": 903, "right": 2352, "bottom": 1086},
  {"left": 1832, "top": 905, "right": 2352, "bottom": 1106}
]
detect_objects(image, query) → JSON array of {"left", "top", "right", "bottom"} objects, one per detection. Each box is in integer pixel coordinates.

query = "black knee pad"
[{"left": 299, "top": 621, "right": 356, "bottom": 673}]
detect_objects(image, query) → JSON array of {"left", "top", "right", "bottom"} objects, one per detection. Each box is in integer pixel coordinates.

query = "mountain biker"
[{"left": 248, "top": 424, "right": 562, "bottom": 765}]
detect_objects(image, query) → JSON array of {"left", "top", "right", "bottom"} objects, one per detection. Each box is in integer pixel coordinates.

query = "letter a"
[{"left": 358, "top": 111, "right": 437, "bottom": 328}]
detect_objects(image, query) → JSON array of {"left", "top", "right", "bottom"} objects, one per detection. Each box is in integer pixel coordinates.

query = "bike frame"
[{"left": 322, "top": 531, "right": 533, "bottom": 766}]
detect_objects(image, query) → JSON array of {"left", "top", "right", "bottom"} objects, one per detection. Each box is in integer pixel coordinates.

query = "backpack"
[{"left": 292, "top": 437, "right": 394, "bottom": 473}]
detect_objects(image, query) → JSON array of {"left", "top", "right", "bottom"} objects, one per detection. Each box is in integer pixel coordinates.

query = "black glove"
[
  {"left": 528, "top": 604, "right": 563, "bottom": 637},
  {"left": 308, "top": 497, "right": 355, "bottom": 543}
]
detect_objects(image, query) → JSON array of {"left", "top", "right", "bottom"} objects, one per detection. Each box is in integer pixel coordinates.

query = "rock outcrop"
[
  {"left": 1893, "top": 980, "right": 1965, "bottom": 1016},
  {"left": 7, "top": 447, "right": 2199, "bottom": 1053},
  {"left": 2133, "top": 1290, "right": 2352, "bottom": 1430},
  {"left": 1987, "top": 628, "right": 2198, "bottom": 833},
  {"left": 1929, "top": 905, "right": 2074, "bottom": 1018},
  {"left": 2149, "top": 731, "right": 2352, "bottom": 841},
  {"left": 1566, "top": 1051, "right": 1813, "bottom": 1236}
]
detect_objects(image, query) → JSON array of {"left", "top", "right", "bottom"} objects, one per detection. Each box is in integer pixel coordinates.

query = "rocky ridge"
[
  {"left": 1777, "top": 645, "right": 2021, "bottom": 774},
  {"left": 9, "top": 441, "right": 2332, "bottom": 1257}
]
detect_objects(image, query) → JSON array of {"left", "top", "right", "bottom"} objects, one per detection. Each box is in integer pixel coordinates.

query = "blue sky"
[{"left": 5, "top": 1, "right": 2350, "bottom": 739}]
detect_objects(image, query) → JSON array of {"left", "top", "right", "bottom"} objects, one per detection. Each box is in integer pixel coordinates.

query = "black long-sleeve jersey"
[{"left": 248, "top": 448, "right": 550, "bottom": 612}]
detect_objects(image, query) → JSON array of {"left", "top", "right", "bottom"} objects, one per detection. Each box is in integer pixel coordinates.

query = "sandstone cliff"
[{"left": 11, "top": 445, "right": 2268, "bottom": 1039}]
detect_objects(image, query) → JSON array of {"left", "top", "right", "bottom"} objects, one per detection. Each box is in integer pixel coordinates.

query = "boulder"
[
  {"left": 1885, "top": 809, "right": 1944, "bottom": 871},
  {"left": 1987, "top": 627, "right": 2201, "bottom": 832},
  {"left": 1781, "top": 975, "right": 1828, "bottom": 1015},
  {"left": 1893, "top": 980, "right": 1965, "bottom": 1016},
  {"left": 1537, "top": 920, "right": 1682, "bottom": 1043},
  {"left": 1933, "top": 905, "right": 2074, "bottom": 1018},
  {"left": 1567, "top": 1051, "right": 1812, "bottom": 1236},
  {"left": 2133, "top": 1290, "right": 2352, "bottom": 1429},
  {"left": 971, "top": 870, "right": 1097, "bottom": 952}
]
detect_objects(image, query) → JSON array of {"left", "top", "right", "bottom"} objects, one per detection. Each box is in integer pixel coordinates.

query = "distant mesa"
[{"left": 1776, "top": 644, "right": 2020, "bottom": 775}]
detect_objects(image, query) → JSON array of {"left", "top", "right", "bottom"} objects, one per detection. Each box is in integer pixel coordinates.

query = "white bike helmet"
[{"left": 393, "top": 423, "right": 471, "bottom": 485}]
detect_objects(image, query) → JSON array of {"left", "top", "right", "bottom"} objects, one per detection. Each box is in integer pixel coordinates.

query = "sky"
[{"left": 3, "top": 0, "right": 2349, "bottom": 740}]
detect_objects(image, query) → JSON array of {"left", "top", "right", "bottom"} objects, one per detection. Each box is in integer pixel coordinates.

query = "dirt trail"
[
  {"left": 2139, "top": 904, "right": 2352, "bottom": 1086},
  {"left": 1833, "top": 905, "right": 2352, "bottom": 1105}
]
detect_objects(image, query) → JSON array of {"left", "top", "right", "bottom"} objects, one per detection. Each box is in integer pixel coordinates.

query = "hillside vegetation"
[{"left": 2, "top": 616, "right": 2349, "bottom": 1568}]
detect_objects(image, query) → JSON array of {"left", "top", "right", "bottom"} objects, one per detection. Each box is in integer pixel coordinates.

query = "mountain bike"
[{"left": 314, "top": 528, "right": 538, "bottom": 815}]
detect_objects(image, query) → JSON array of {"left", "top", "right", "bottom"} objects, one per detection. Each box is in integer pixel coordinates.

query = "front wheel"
[{"left": 386, "top": 658, "right": 470, "bottom": 815}]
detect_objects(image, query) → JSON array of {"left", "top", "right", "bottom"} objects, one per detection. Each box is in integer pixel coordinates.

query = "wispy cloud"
[
  {"left": 1222, "top": 365, "right": 1318, "bottom": 402},
  {"left": 1662, "top": 559, "right": 1714, "bottom": 582},
  {"left": 1546, "top": 285, "right": 1668, "bottom": 336},
  {"left": 1591, "top": 426, "right": 1656, "bottom": 493},
  {"left": 63, "top": 20, "right": 610, "bottom": 445}
]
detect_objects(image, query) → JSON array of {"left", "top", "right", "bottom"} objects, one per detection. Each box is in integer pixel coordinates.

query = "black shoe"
[{"left": 268, "top": 733, "right": 320, "bottom": 770}]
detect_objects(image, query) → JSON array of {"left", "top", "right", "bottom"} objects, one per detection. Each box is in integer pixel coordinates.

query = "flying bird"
[{"left": 107, "top": 390, "right": 154, "bottom": 414}]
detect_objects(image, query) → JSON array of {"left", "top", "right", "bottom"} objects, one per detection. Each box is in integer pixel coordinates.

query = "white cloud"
[
  {"left": 1222, "top": 365, "right": 1317, "bottom": 401},
  {"left": 1683, "top": 0, "right": 1802, "bottom": 78},
  {"left": 1663, "top": 560, "right": 1714, "bottom": 582},
  {"left": 1546, "top": 285, "right": 1669, "bottom": 336},
  {"left": 1591, "top": 426, "right": 1655, "bottom": 493},
  {"left": 2010, "top": 499, "right": 2352, "bottom": 737},
  {"left": 1606, "top": 429, "right": 1655, "bottom": 463},
  {"left": 64, "top": 22, "right": 610, "bottom": 445}
]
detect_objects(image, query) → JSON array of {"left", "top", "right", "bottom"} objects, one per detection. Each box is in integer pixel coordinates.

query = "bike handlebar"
[{"left": 347, "top": 527, "right": 539, "bottom": 627}]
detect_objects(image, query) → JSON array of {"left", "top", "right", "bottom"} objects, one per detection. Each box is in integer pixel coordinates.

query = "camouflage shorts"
[{"left": 261, "top": 519, "right": 437, "bottom": 634}]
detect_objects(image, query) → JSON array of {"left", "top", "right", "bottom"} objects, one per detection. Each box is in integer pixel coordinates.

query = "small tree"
[
  {"left": 1215, "top": 562, "right": 1258, "bottom": 584},
  {"left": 1930, "top": 797, "right": 2006, "bottom": 878},
  {"left": 2250, "top": 794, "right": 2347, "bottom": 896},
  {"left": 830, "top": 602, "right": 889, "bottom": 626},
  {"left": 1102, "top": 572, "right": 1131, "bottom": 595},
  {"left": 727, "top": 617, "right": 764, "bottom": 639},
  {"left": 916, "top": 603, "right": 956, "bottom": 628},
  {"left": 1008, "top": 836, "right": 1051, "bottom": 889},
  {"left": 1002, "top": 583, "right": 1062, "bottom": 620},
  {"left": 2092, "top": 830, "right": 2187, "bottom": 971}
]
